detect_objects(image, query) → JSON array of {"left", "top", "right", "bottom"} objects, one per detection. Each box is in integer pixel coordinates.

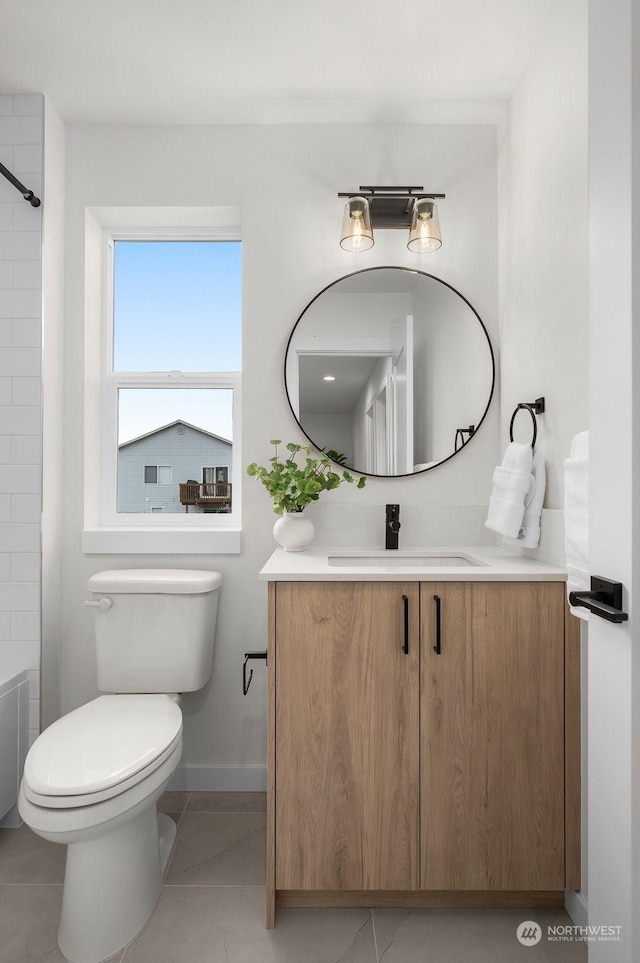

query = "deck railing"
[{"left": 179, "top": 482, "right": 232, "bottom": 511}]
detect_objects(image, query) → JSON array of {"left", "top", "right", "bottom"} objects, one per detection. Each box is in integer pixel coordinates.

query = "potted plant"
[{"left": 247, "top": 440, "right": 365, "bottom": 551}]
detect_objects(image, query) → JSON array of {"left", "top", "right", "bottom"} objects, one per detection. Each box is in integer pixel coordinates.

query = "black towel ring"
[{"left": 509, "top": 404, "right": 537, "bottom": 449}]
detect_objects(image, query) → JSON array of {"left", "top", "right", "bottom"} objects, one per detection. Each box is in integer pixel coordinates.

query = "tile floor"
[{"left": 0, "top": 792, "right": 587, "bottom": 963}]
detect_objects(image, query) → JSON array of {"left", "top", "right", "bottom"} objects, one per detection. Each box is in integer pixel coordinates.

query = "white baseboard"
[
  {"left": 565, "top": 889, "right": 588, "bottom": 926},
  {"left": 168, "top": 765, "right": 267, "bottom": 792}
]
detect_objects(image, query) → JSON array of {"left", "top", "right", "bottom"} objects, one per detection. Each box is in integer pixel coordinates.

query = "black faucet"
[{"left": 385, "top": 504, "right": 401, "bottom": 550}]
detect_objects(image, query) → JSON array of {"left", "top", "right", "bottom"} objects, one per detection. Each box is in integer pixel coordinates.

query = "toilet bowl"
[
  {"left": 18, "top": 569, "right": 222, "bottom": 963},
  {"left": 20, "top": 694, "right": 183, "bottom": 963}
]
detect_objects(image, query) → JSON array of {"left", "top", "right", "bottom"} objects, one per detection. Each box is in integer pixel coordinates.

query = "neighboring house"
[{"left": 117, "top": 420, "right": 233, "bottom": 514}]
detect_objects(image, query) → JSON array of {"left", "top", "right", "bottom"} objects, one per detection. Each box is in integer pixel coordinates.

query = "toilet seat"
[{"left": 23, "top": 694, "right": 182, "bottom": 808}]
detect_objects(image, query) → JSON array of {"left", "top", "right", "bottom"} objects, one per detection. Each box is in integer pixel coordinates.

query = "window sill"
[{"left": 82, "top": 527, "right": 241, "bottom": 555}]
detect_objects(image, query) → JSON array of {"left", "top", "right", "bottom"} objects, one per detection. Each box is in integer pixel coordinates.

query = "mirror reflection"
[{"left": 285, "top": 267, "right": 495, "bottom": 477}]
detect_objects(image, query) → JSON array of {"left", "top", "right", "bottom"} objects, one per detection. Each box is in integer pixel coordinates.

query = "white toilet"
[{"left": 18, "top": 569, "right": 222, "bottom": 963}]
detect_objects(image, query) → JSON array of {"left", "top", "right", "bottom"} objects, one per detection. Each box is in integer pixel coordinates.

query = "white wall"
[
  {"left": 53, "top": 122, "right": 499, "bottom": 785},
  {"left": 0, "top": 93, "right": 43, "bottom": 749},
  {"left": 413, "top": 280, "right": 492, "bottom": 465},
  {"left": 299, "top": 413, "right": 353, "bottom": 466},
  {"left": 498, "top": 0, "right": 588, "bottom": 532},
  {"left": 497, "top": 0, "right": 589, "bottom": 923},
  {"left": 297, "top": 291, "right": 413, "bottom": 343}
]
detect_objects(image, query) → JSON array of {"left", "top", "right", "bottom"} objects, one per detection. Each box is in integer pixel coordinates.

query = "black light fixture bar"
[
  {"left": 0, "top": 161, "right": 41, "bottom": 207},
  {"left": 337, "top": 186, "right": 446, "bottom": 198},
  {"left": 337, "top": 186, "right": 445, "bottom": 230}
]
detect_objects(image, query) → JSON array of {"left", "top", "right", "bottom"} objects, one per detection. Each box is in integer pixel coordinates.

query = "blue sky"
[{"left": 114, "top": 240, "right": 241, "bottom": 443}]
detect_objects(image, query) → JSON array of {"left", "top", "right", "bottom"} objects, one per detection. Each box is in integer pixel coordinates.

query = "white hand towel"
[
  {"left": 503, "top": 446, "right": 546, "bottom": 549},
  {"left": 564, "top": 431, "right": 589, "bottom": 620},
  {"left": 485, "top": 442, "right": 534, "bottom": 539}
]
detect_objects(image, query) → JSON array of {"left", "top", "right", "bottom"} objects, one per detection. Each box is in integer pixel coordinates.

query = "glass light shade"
[
  {"left": 407, "top": 197, "right": 442, "bottom": 253},
  {"left": 340, "top": 196, "right": 374, "bottom": 252}
]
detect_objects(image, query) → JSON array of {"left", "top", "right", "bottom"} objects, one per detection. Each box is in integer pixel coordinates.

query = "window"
[
  {"left": 144, "top": 465, "right": 172, "bottom": 485},
  {"left": 85, "top": 224, "right": 242, "bottom": 552},
  {"left": 203, "top": 466, "right": 229, "bottom": 484}
]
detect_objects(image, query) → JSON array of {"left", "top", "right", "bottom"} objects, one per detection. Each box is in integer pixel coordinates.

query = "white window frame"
[{"left": 83, "top": 220, "right": 242, "bottom": 554}]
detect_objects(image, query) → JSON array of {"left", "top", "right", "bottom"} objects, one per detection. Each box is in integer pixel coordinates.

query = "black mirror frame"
[{"left": 284, "top": 266, "right": 496, "bottom": 478}]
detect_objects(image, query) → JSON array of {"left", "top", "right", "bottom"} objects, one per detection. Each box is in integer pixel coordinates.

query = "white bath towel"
[
  {"left": 564, "top": 431, "right": 589, "bottom": 620},
  {"left": 503, "top": 446, "right": 546, "bottom": 549},
  {"left": 485, "top": 442, "right": 534, "bottom": 539}
]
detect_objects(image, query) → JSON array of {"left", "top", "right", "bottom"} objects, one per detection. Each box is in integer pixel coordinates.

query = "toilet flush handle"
[{"left": 84, "top": 597, "right": 113, "bottom": 611}]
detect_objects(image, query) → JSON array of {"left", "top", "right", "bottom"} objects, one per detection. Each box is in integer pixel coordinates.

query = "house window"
[
  {"left": 203, "top": 467, "right": 229, "bottom": 484},
  {"left": 144, "top": 465, "right": 172, "bottom": 485},
  {"left": 102, "top": 233, "right": 241, "bottom": 530}
]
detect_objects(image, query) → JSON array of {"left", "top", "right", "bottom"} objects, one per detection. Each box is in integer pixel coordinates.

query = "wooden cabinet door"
[
  {"left": 275, "top": 581, "right": 419, "bottom": 891},
  {"left": 420, "top": 582, "right": 565, "bottom": 890}
]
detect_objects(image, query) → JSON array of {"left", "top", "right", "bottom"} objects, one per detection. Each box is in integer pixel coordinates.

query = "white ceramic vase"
[{"left": 273, "top": 511, "right": 315, "bottom": 552}]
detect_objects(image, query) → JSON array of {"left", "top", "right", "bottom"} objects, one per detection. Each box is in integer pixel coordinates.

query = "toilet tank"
[{"left": 87, "top": 569, "right": 222, "bottom": 693}]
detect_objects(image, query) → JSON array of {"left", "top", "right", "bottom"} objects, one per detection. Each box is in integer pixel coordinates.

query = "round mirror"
[{"left": 284, "top": 267, "right": 495, "bottom": 477}]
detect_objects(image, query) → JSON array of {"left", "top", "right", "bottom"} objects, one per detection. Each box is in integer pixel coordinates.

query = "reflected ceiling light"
[
  {"left": 337, "top": 186, "right": 444, "bottom": 253},
  {"left": 323, "top": 375, "right": 336, "bottom": 381}
]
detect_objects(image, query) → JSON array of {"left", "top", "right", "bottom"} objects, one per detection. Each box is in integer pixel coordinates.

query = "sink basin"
[{"left": 328, "top": 551, "right": 484, "bottom": 568}]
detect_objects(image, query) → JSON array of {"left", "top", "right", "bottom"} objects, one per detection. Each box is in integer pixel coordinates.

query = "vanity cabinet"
[
  {"left": 266, "top": 577, "right": 579, "bottom": 926},
  {"left": 420, "top": 582, "right": 565, "bottom": 891},
  {"left": 273, "top": 581, "right": 419, "bottom": 891}
]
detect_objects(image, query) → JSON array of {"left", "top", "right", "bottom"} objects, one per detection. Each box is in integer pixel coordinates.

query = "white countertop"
[{"left": 259, "top": 545, "right": 567, "bottom": 582}]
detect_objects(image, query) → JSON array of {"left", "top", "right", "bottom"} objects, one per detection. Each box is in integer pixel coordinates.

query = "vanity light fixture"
[
  {"left": 339, "top": 195, "right": 374, "bottom": 252},
  {"left": 338, "top": 186, "right": 444, "bottom": 253},
  {"left": 407, "top": 196, "right": 442, "bottom": 253}
]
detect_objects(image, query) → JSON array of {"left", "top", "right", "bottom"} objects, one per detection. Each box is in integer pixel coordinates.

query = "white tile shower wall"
[{"left": 0, "top": 93, "right": 42, "bottom": 748}]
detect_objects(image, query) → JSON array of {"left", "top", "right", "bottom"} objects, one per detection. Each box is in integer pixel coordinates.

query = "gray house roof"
[{"left": 119, "top": 419, "right": 232, "bottom": 449}]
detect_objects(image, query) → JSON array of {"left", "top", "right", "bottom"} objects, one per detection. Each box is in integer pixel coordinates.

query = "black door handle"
[
  {"left": 569, "top": 576, "right": 628, "bottom": 623},
  {"left": 402, "top": 594, "right": 409, "bottom": 655},
  {"left": 433, "top": 595, "right": 441, "bottom": 654},
  {"left": 569, "top": 591, "right": 629, "bottom": 623}
]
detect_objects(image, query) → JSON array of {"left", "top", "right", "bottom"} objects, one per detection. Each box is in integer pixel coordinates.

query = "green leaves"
[{"left": 246, "top": 441, "right": 366, "bottom": 514}]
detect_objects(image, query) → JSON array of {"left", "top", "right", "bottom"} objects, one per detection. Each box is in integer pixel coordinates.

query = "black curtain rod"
[{"left": 0, "top": 161, "right": 41, "bottom": 207}]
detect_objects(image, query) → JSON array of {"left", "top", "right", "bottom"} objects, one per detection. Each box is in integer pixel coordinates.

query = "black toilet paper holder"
[{"left": 243, "top": 651, "right": 267, "bottom": 694}]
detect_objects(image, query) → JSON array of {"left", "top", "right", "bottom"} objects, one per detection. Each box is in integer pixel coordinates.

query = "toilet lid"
[
  {"left": 24, "top": 695, "right": 182, "bottom": 797},
  {"left": 88, "top": 569, "right": 222, "bottom": 594}
]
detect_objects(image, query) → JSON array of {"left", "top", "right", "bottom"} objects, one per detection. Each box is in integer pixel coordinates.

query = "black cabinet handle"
[
  {"left": 402, "top": 594, "right": 409, "bottom": 655},
  {"left": 433, "top": 595, "right": 442, "bottom": 654}
]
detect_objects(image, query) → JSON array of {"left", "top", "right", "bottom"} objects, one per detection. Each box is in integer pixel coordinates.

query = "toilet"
[{"left": 18, "top": 569, "right": 222, "bottom": 963}]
